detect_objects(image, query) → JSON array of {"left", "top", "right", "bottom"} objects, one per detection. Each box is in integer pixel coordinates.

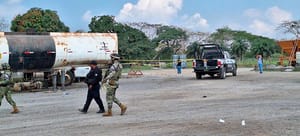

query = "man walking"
[
  {"left": 102, "top": 53, "right": 127, "bottom": 117},
  {"left": 0, "top": 64, "right": 19, "bottom": 114},
  {"left": 79, "top": 60, "right": 105, "bottom": 113}
]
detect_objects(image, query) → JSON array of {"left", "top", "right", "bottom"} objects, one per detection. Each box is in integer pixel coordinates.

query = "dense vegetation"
[
  {"left": 89, "top": 15, "right": 155, "bottom": 60},
  {"left": 88, "top": 15, "right": 189, "bottom": 60},
  {"left": 7, "top": 7, "right": 300, "bottom": 63},
  {"left": 11, "top": 8, "right": 69, "bottom": 32},
  {"left": 187, "top": 27, "right": 280, "bottom": 60}
]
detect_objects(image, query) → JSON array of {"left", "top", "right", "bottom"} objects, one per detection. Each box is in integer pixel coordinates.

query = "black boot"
[
  {"left": 78, "top": 109, "right": 87, "bottom": 114},
  {"left": 97, "top": 109, "right": 105, "bottom": 113}
]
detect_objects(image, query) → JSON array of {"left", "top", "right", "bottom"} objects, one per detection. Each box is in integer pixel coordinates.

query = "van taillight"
[
  {"left": 192, "top": 60, "right": 196, "bottom": 67},
  {"left": 217, "top": 60, "right": 222, "bottom": 67}
]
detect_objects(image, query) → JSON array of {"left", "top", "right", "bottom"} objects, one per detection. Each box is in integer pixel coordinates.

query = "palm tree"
[
  {"left": 231, "top": 38, "right": 248, "bottom": 61},
  {"left": 186, "top": 42, "right": 200, "bottom": 58},
  {"left": 251, "top": 39, "right": 275, "bottom": 59}
]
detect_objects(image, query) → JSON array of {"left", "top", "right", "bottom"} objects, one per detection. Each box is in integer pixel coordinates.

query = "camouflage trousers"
[
  {"left": 0, "top": 86, "right": 16, "bottom": 107},
  {"left": 104, "top": 83, "right": 121, "bottom": 109}
]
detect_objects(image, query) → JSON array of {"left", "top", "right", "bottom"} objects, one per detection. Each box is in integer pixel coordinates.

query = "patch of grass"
[
  {"left": 237, "top": 58, "right": 289, "bottom": 68},
  {"left": 292, "top": 66, "right": 300, "bottom": 71},
  {"left": 122, "top": 64, "right": 153, "bottom": 73}
]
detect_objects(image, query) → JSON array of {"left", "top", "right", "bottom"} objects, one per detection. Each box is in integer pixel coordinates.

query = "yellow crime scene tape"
[
  {"left": 121, "top": 59, "right": 194, "bottom": 63},
  {"left": 120, "top": 59, "right": 194, "bottom": 77}
]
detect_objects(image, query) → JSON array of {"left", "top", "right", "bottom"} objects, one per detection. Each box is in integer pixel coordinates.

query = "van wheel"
[
  {"left": 196, "top": 72, "right": 202, "bottom": 79},
  {"left": 219, "top": 68, "right": 226, "bottom": 79},
  {"left": 232, "top": 65, "right": 237, "bottom": 76}
]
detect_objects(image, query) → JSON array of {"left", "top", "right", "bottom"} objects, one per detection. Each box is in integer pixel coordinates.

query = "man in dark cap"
[{"left": 79, "top": 60, "right": 105, "bottom": 113}]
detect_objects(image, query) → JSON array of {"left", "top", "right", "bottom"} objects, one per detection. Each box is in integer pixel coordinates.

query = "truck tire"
[
  {"left": 57, "top": 70, "right": 74, "bottom": 86},
  {"left": 65, "top": 70, "right": 74, "bottom": 86},
  {"left": 219, "top": 67, "right": 226, "bottom": 79},
  {"left": 232, "top": 65, "right": 237, "bottom": 76},
  {"left": 196, "top": 72, "right": 202, "bottom": 79}
]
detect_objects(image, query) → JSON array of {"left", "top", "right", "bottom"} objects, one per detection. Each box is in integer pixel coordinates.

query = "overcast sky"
[{"left": 0, "top": 0, "right": 299, "bottom": 39}]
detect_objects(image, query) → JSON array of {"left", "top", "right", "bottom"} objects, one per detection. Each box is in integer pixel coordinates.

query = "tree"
[
  {"left": 231, "top": 38, "right": 248, "bottom": 61},
  {"left": 75, "top": 29, "right": 85, "bottom": 33},
  {"left": 186, "top": 42, "right": 200, "bottom": 59},
  {"left": 277, "top": 20, "right": 300, "bottom": 39},
  {"left": 11, "top": 7, "right": 69, "bottom": 32},
  {"left": 152, "top": 26, "right": 187, "bottom": 59},
  {"left": 0, "top": 18, "right": 9, "bottom": 31},
  {"left": 89, "top": 15, "right": 155, "bottom": 60},
  {"left": 251, "top": 38, "right": 276, "bottom": 59},
  {"left": 208, "top": 27, "right": 233, "bottom": 50},
  {"left": 89, "top": 15, "right": 116, "bottom": 33},
  {"left": 209, "top": 26, "right": 279, "bottom": 59}
]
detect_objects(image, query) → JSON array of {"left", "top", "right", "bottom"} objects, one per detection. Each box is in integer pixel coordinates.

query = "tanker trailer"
[{"left": 0, "top": 32, "right": 118, "bottom": 87}]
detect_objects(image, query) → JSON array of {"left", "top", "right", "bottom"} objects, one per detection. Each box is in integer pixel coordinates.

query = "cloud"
[
  {"left": 6, "top": 0, "right": 23, "bottom": 4},
  {"left": 244, "top": 8, "right": 261, "bottom": 18},
  {"left": 244, "top": 6, "right": 293, "bottom": 38},
  {"left": 0, "top": 1, "right": 26, "bottom": 19},
  {"left": 82, "top": 10, "right": 93, "bottom": 22},
  {"left": 265, "top": 6, "right": 292, "bottom": 24},
  {"left": 181, "top": 13, "right": 209, "bottom": 31},
  {"left": 249, "top": 19, "right": 274, "bottom": 35},
  {"left": 116, "top": 0, "right": 209, "bottom": 31},
  {"left": 116, "top": 0, "right": 182, "bottom": 24}
]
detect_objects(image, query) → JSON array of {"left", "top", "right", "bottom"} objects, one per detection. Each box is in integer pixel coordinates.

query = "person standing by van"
[
  {"left": 257, "top": 55, "right": 263, "bottom": 74},
  {"left": 176, "top": 59, "right": 182, "bottom": 74}
]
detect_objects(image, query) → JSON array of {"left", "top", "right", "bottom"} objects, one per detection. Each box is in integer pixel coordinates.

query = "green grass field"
[{"left": 121, "top": 57, "right": 290, "bottom": 73}]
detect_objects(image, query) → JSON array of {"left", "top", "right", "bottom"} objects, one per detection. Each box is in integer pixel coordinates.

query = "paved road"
[{"left": 0, "top": 68, "right": 300, "bottom": 136}]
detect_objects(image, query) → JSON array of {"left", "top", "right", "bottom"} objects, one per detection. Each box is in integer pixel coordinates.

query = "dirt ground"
[{"left": 0, "top": 68, "right": 300, "bottom": 136}]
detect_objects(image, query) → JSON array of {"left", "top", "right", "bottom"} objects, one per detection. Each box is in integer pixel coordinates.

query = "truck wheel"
[
  {"left": 57, "top": 70, "right": 74, "bottom": 86},
  {"left": 232, "top": 65, "right": 237, "bottom": 76},
  {"left": 219, "top": 68, "right": 226, "bottom": 79},
  {"left": 196, "top": 72, "right": 202, "bottom": 79}
]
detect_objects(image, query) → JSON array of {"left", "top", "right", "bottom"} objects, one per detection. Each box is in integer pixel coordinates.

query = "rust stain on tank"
[
  {"left": 101, "top": 33, "right": 118, "bottom": 41},
  {"left": 56, "top": 42, "right": 68, "bottom": 46},
  {"left": 62, "top": 59, "right": 68, "bottom": 66},
  {"left": 50, "top": 32, "right": 117, "bottom": 41}
]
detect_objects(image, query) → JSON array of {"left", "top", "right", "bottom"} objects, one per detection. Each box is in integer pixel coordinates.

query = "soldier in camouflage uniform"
[
  {"left": 0, "top": 64, "right": 19, "bottom": 114},
  {"left": 102, "top": 53, "right": 127, "bottom": 117}
]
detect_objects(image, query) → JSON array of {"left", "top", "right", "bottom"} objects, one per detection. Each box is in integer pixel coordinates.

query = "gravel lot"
[{"left": 0, "top": 68, "right": 300, "bottom": 136}]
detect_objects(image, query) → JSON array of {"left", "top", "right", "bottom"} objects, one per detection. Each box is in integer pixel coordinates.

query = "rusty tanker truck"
[{"left": 0, "top": 32, "right": 118, "bottom": 90}]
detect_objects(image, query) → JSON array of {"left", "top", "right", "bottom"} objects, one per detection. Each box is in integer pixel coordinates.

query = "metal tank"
[
  {"left": 0, "top": 32, "right": 9, "bottom": 66},
  {"left": 0, "top": 32, "right": 118, "bottom": 72}
]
